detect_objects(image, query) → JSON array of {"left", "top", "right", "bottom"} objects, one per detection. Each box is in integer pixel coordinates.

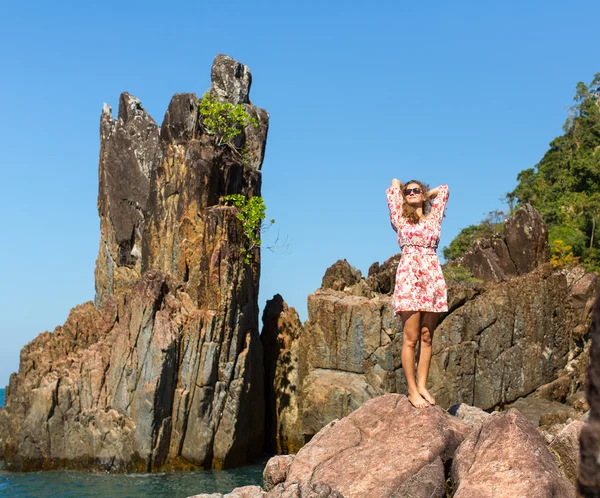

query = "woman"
[{"left": 386, "top": 178, "right": 449, "bottom": 408}]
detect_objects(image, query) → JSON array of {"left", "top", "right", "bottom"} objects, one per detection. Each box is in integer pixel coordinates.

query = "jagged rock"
[
  {"left": 504, "top": 203, "right": 550, "bottom": 274},
  {"left": 94, "top": 93, "right": 160, "bottom": 307},
  {"left": 190, "top": 486, "right": 265, "bottom": 498},
  {"left": 263, "top": 455, "right": 295, "bottom": 492},
  {"left": 456, "top": 236, "right": 518, "bottom": 283},
  {"left": 262, "top": 296, "right": 305, "bottom": 454},
  {"left": 0, "top": 271, "right": 264, "bottom": 471},
  {"left": 321, "top": 259, "right": 362, "bottom": 291},
  {"left": 452, "top": 409, "right": 575, "bottom": 498},
  {"left": 549, "top": 420, "right": 584, "bottom": 484},
  {"left": 301, "top": 369, "right": 378, "bottom": 439},
  {"left": 191, "top": 482, "right": 343, "bottom": 498},
  {"left": 282, "top": 394, "right": 471, "bottom": 498},
  {"left": 0, "top": 55, "right": 268, "bottom": 472},
  {"left": 578, "top": 297, "right": 600, "bottom": 495},
  {"left": 267, "top": 482, "right": 343, "bottom": 498},
  {"left": 208, "top": 54, "right": 269, "bottom": 170},
  {"left": 532, "top": 376, "right": 571, "bottom": 403},
  {"left": 269, "top": 259, "right": 596, "bottom": 445},
  {"left": 447, "top": 403, "right": 490, "bottom": 428},
  {"left": 566, "top": 391, "right": 589, "bottom": 414},
  {"left": 456, "top": 203, "right": 549, "bottom": 283},
  {"left": 507, "top": 396, "right": 577, "bottom": 427},
  {"left": 366, "top": 254, "right": 401, "bottom": 294},
  {"left": 210, "top": 54, "right": 252, "bottom": 105},
  {"left": 430, "top": 265, "right": 589, "bottom": 410}
]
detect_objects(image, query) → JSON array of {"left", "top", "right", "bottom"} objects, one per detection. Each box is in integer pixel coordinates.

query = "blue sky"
[{"left": 0, "top": 0, "right": 597, "bottom": 386}]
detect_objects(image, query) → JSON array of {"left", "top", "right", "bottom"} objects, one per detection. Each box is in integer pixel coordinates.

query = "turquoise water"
[
  {"left": 0, "top": 464, "right": 265, "bottom": 498},
  {"left": 0, "top": 388, "right": 265, "bottom": 497}
]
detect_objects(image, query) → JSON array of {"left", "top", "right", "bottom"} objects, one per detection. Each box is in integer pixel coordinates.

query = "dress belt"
[{"left": 401, "top": 245, "right": 437, "bottom": 255}]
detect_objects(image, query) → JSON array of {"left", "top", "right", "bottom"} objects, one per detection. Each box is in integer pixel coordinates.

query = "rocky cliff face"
[
  {"left": 0, "top": 54, "right": 268, "bottom": 471},
  {"left": 263, "top": 204, "right": 597, "bottom": 450},
  {"left": 454, "top": 203, "right": 550, "bottom": 283},
  {"left": 578, "top": 297, "right": 600, "bottom": 495}
]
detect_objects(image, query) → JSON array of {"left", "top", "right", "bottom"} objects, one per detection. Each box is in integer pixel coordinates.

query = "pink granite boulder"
[{"left": 452, "top": 409, "right": 574, "bottom": 497}]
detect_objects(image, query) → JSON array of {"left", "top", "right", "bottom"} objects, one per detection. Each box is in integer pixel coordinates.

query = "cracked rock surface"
[
  {"left": 452, "top": 409, "right": 575, "bottom": 497},
  {"left": 283, "top": 394, "right": 470, "bottom": 498},
  {"left": 262, "top": 205, "right": 596, "bottom": 450},
  {"left": 0, "top": 54, "right": 268, "bottom": 472}
]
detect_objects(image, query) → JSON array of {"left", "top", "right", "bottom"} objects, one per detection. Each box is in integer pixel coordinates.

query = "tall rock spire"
[{"left": 0, "top": 54, "right": 268, "bottom": 471}]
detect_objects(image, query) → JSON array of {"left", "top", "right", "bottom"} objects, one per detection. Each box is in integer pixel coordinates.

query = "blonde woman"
[{"left": 386, "top": 179, "right": 449, "bottom": 408}]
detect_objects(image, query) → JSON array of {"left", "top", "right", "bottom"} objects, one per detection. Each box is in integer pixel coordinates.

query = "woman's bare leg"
[
  {"left": 400, "top": 311, "right": 428, "bottom": 408},
  {"left": 416, "top": 312, "right": 439, "bottom": 405}
]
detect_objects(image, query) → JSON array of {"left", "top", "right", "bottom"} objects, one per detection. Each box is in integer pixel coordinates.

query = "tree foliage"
[
  {"left": 198, "top": 92, "right": 258, "bottom": 155},
  {"left": 507, "top": 73, "right": 600, "bottom": 271},
  {"left": 444, "top": 73, "right": 600, "bottom": 272},
  {"left": 223, "top": 194, "right": 275, "bottom": 264}
]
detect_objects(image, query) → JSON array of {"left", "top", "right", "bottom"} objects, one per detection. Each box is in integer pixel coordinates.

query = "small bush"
[
  {"left": 550, "top": 239, "right": 579, "bottom": 269},
  {"left": 223, "top": 194, "right": 274, "bottom": 264},
  {"left": 442, "top": 264, "right": 483, "bottom": 288},
  {"left": 199, "top": 92, "right": 258, "bottom": 149}
]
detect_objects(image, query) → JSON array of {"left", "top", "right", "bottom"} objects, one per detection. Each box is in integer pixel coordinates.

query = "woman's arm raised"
[
  {"left": 386, "top": 178, "right": 404, "bottom": 232},
  {"left": 428, "top": 184, "right": 450, "bottom": 223}
]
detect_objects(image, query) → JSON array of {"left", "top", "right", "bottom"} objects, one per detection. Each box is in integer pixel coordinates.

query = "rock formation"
[
  {"left": 194, "top": 393, "right": 577, "bottom": 498},
  {"left": 194, "top": 394, "right": 472, "bottom": 498},
  {"left": 452, "top": 409, "right": 574, "bottom": 497},
  {"left": 261, "top": 295, "right": 305, "bottom": 455},
  {"left": 0, "top": 54, "right": 268, "bottom": 471},
  {"left": 578, "top": 297, "right": 600, "bottom": 495},
  {"left": 454, "top": 203, "right": 550, "bottom": 283},
  {"left": 262, "top": 203, "right": 597, "bottom": 448}
]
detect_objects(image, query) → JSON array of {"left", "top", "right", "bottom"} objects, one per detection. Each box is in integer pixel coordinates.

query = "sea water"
[{"left": 0, "top": 388, "right": 265, "bottom": 498}]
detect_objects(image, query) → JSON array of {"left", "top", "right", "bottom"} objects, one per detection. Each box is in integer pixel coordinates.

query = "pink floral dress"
[{"left": 386, "top": 184, "right": 450, "bottom": 314}]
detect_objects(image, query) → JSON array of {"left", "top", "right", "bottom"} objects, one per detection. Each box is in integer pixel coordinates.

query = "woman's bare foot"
[
  {"left": 408, "top": 391, "right": 429, "bottom": 408},
  {"left": 417, "top": 386, "right": 436, "bottom": 405}
]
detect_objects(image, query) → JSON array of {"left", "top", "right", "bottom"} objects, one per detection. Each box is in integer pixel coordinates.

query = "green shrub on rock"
[
  {"left": 223, "top": 194, "right": 274, "bottom": 264},
  {"left": 442, "top": 264, "right": 483, "bottom": 288},
  {"left": 199, "top": 92, "right": 258, "bottom": 149}
]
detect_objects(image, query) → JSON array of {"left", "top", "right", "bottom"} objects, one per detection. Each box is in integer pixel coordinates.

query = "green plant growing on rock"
[
  {"left": 223, "top": 194, "right": 274, "bottom": 264},
  {"left": 442, "top": 264, "right": 483, "bottom": 288},
  {"left": 198, "top": 92, "right": 258, "bottom": 158},
  {"left": 442, "top": 210, "right": 506, "bottom": 261}
]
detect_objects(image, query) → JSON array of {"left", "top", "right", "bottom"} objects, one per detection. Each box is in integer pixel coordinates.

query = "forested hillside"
[{"left": 444, "top": 74, "right": 600, "bottom": 272}]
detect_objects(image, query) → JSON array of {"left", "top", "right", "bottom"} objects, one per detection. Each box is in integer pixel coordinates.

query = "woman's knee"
[
  {"left": 403, "top": 329, "right": 420, "bottom": 348},
  {"left": 420, "top": 327, "right": 432, "bottom": 346}
]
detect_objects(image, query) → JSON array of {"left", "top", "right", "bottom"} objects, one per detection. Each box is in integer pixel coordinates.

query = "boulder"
[
  {"left": 283, "top": 394, "right": 471, "bottom": 498},
  {"left": 549, "top": 419, "right": 584, "bottom": 484},
  {"left": 190, "top": 486, "right": 265, "bottom": 498},
  {"left": 321, "top": 260, "right": 362, "bottom": 291},
  {"left": 507, "top": 396, "right": 577, "bottom": 427},
  {"left": 452, "top": 409, "right": 574, "bottom": 497},
  {"left": 456, "top": 203, "right": 549, "bottom": 283},
  {"left": 263, "top": 455, "right": 295, "bottom": 492},
  {"left": 447, "top": 403, "right": 490, "bottom": 428}
]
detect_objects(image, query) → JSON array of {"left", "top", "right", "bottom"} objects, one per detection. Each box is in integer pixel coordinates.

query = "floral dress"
[{"left": 386, "top": 184, "right": 450, "bottom": 314}]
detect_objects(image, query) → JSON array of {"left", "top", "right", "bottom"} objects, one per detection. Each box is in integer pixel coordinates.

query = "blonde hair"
[{"left": 402, "top": 180, "right": 431, "bottom": 224}]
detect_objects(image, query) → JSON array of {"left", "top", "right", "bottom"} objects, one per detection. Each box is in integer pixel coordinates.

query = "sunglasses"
[{"left": 404, "top": 188, "right": 422, "bottom": 196}]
